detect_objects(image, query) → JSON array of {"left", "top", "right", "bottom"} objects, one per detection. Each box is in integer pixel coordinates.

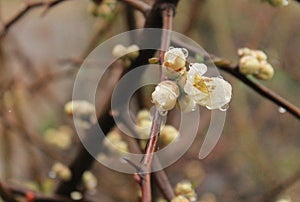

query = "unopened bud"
[
  {"left": 126, "top": 45, "right": 140, "bottom": 59},
  {"left": 160, "top": 125, "right": 179, "bottom": 146},
  {"left": 254, "top": 62, "right": 274, "bottom": 80},
  {"left": 52, "top": 162, "right": 72, "bottom": 181},
  {"left": 112, "top": 44, "right": 127, "bottom": 58},
  {"left": 239, "top": 56, "right": 260, "bottom": 75},
  {"left": 152, "top": 80, "right": 179, "bottom": 113}
]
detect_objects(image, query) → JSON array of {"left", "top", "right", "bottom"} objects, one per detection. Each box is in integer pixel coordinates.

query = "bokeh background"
[{"left": 0, "top": 0, "right": 299, "bottom": 201}]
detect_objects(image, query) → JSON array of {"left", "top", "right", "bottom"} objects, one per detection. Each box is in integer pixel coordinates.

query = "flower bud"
[
  {"left": 237, "top": 47, "right": 252, "bottom": 57},
  {"left": 51, "top": 162, "right": 72, "bottom": 181},
  {"left": 171, "top": 195, "right": 190, "bottom": 202},
  {"left": 126, "top": 44, "right": 140, "bottom": 59},
  {"left": 254, "top": 62, "right": 274, "bottom": 80},
  {"left": 112, "top": 44, "right": 127, "bottom": 58},
  {"left": 239, "top": 56, "right": 260, "bottom": 75},
  {"left": 160, "top": 125, "right": 179, "bottom": 146},
  {"left": 83, "top": 171, "right": 98, "bottom": 190},
  {"left": 152, "top": 80, "right": 180, "bottom": 113},
  {"left": 163, "top": 48, "right": 187, "bottom": 72},
  {"left": 136, "top": 109, "right": 150, "bottom": 124},
  {"left": 136, "top": 119, "right": 152, "bottom": 139},
  {"left": 268, "top": 0, "right": 289, "bottom": 7},
  {"left": 253, "top": 50, "right": 267, "bottom": 61},
  {"left": 174, "top": 181, "right": 197, "bottom": 201}
]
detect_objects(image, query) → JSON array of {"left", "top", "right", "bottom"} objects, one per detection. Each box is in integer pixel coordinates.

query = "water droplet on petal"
[
  {"left": 278, "top": 107, "right": 286, "bottom": 114},
  {"left": 217, "top": 75, "right": 223, "bottom": 79},
  {"left": 159, "top": 110, "right": 168, "bottom": 116},
  {"left": 219, "top": 104, "right": 229, "bottom": 112},
  {"left": 181, "top": 48, "right": 189, "bottom": 58}
]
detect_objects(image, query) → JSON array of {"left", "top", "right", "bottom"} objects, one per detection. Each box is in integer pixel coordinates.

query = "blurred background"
[{"left": 0, "top": 0, "right": 299, "bottom": 201}]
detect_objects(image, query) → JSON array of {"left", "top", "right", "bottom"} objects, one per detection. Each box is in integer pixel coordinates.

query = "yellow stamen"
[{"left": 193, "top": 75, "right": 208, "bottom": 94}]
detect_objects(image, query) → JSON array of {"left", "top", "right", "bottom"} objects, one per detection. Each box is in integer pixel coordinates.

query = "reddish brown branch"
[
  {"left": 140, "top": 4, "right": 175, "bottom": 202},
  {"left": 0, "top": 0, "right": 73, "bottom": 39}
]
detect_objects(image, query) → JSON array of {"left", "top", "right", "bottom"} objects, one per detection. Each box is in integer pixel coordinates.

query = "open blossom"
[
  {"left": 152, "top": 80, "right": 180, "bottom": 113},
  {"left": 184, "top": 63, "right": 232, "bottom": 110}
]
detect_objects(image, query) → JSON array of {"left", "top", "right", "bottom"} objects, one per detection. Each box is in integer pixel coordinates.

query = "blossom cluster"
[
  {"left": 238, "top": 47, "right": 274, "bottom": 80},
  {"left": 152, "top": 48, "right": 232, "bottom": 114}
]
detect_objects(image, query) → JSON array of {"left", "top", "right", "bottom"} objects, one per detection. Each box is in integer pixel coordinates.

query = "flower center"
[{"left": 193, "top": 75, "right": 208, "bottom": 94}]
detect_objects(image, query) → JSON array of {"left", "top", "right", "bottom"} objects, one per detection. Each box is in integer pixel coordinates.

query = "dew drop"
[
  {"left": 219, "top": 104, "right": 229, "bottom": 112},
  {"left": 217, "top": 75, "right": 223, "bottom": 79},
  {"left": 181, "top": 48, "right": 189, "bottom": 58},
  {"left": 159, "top": 110, "right": 168, "bottom": 116},
  {"left": 278, "top": 107, "right": 286, "bottom": 114}
]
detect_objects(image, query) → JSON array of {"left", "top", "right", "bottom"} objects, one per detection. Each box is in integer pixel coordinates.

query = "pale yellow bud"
[
  {"left": 254, "top": 62, "right": 274, "bottom": 80},
  {"left": 52, "top": 162, "right": 72, "bottom": 181},
  {"left": 160, "top": 125, "right": 179, "bottom": 146},
  {"left": 171, "top": 195, "right": 190, "bottom": 202},
  {"left": 239, "top": 56, "right": 260, "bottom": 75},
  {"left": 253, "top": 50, "right": 267, "bottom": 61},
  {"left": 152, "top": 80, "right": 180, "bottom": 113},
  {"left": 126, "top": 45, "right": 140, "bottom": 59},
  {"left": 174, "top": 181, "right": 197, "bottom": 201},
  {"left": 83, "top": 171, "right": 98, "bottom": 190},
  {"left": 237, "top": 47, "right": 252, "bottom": 57},
  {"left": 136, "top": 109, "right": 150, "bottom": 124},
  {"left": 135, "top": 119, "right": 152, "bottom": 139},
  {"left": 112, "top": 44, "right": 127, "bottom": 58}
]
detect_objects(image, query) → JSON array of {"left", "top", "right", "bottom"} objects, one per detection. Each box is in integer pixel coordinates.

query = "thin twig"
[
  {"left": 0, "top": 0, "right": 73, "bottom": 39},
  {"left": 140, "top": 4, "right": 174, "bottom": 202}
]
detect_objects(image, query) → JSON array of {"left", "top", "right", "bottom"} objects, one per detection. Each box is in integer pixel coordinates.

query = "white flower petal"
[{"left": 197, "top": 77, "right": 232, "bottom": 109}]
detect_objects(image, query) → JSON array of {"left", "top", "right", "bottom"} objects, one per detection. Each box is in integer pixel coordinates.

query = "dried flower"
[
  {"left": 184, "top": 63, "right": 232, "bottom": 110},
  {"left": 152, "top": 80, "right": 180, "bottom": 113}
]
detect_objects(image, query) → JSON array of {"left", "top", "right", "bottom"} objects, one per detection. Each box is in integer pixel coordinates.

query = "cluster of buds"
[
  {"left": 135, "top": 110, "right": 179, "bottom": 148},
  {"left": 88, "top": 0, "right": 117, "bottom": 17},
  {"left": 174, "top": 180, "right": 197, "bottom": 201},
  {"left": 171, "top": 195, "right": 190, "bottom": 202},
  {"left": 103, "top": 130, "right": 129, "bottom": 155},
  {"left": 238, "top": 47, "right": 274, "bottom": 80},
  {"left": 152, "top": 47, "right": 232, "bottom": 115},
  {"left": 112, "top": 44, "right": 140, "bottom": 67},
  {"left": 64, "top": 100, "right": 97, "bottom": 129},
  {"left": 50, "top": 162, "right": 72, "bottom": 181},
  {"left": 265, "top": 0, "right": 289, "bottom": 7},
  {"left": 44, "top": 125, "right": 73, "bottom": 149}
]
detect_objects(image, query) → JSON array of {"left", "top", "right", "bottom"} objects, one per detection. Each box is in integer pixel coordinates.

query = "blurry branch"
[
  {"left": 0, "top": 0, "right": 73, "bottom": 39},
  {"left": 0, "top": 181, "right": 16, "bottom": 202},
  {"left": 140, "top": 4, "right": 174, "bottom": 202},
  {"left": 171, "top": 37, "right": 300, "bottom": 120},
  {"left": 258, "top": 167, "right": 300, "bottom": 202},
  {"left": 182, "top": 0, "right": 205, "bottom": 35},
  {"left": 120, "top": 0, "right": 152, "bottom": 16}
]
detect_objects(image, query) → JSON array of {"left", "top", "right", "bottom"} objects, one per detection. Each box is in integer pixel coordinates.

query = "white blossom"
[{"left": 184, "top": 63, "right": 232, "bottom": 110}]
